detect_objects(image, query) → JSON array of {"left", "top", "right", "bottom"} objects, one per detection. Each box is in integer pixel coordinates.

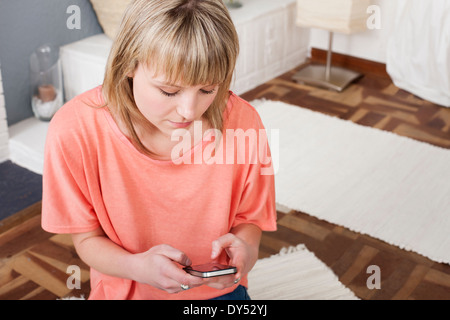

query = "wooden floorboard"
[
  {"left": 1, "top": 61, "right": 450, "bottom": 299},
  {"left": 0, "top": 204, "right": 90, "bottom": 300}
]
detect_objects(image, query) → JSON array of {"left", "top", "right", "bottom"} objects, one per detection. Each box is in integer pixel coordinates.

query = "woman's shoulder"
[
  {"left": 54, "top": 86, "right": 103, "bottom": 118},
  {"left": 226, "top": 91, "right": 265, "bottom": 130},
  {"left": 48, "top": 86, "right": 105, "bottom": 142},
  {"left": 51, "top": 86, "right": 104, "bottom": 124},
  {"left": 228, "top": 92, "right": 258, "bottom": 113}
]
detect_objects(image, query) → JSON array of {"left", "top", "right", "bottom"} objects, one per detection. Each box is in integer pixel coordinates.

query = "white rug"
[
  {"left": 248, "top": 244, "right": 358, "bottom": 300},
  {"left": 253, "top": 99, "right": 450, "bottom": 265}
]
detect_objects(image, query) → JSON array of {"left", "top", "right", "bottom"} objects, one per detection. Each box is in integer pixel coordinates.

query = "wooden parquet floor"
[
  {"left": 0, "top": 203, "right": 91, "bottom": 299},
  {"left": 1, "top": 61, "right": 450, "bottom": 300}
]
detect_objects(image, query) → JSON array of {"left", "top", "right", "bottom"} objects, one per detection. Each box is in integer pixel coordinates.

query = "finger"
[
  {"left": 167, "top": 263, "right": 205, "bottom": 288},
  {"left": 154, "top": 244, "right": 192, "bottom": 266},
  {"left": 160, "top": 277, "right": 185, "bottom": 294},
  {"left": 159, "top": 277, "right": 201, "bottom": 294},
  {"left": 160, "top": 256, "right": 204, "bottom": 285},
  {"left": 203, "top": 274, "right": 236, "bottom": 290},
  {"left": 180, "top": 272, "right": 206, "bottom": 288},
  {"left": 156, "top": 259, "right": 204, "bottom": 292},
  {"left": 234, "top": 265, "right": 243, "bottom": 281},
  {"left": 211, "top": 233, "right": 239, "bottom": 259}
]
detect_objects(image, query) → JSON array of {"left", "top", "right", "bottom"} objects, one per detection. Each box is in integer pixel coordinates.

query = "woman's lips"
[{"left": 168, "top": 120, "right": 193, "bottom": 128}]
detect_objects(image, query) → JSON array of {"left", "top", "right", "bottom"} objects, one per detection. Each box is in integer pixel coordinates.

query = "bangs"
[{"left": 139, "top": 8, "right": 236, "bottom": 87}]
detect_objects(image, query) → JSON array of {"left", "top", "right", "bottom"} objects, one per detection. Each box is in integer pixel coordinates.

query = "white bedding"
[{"left": 386, "top": 0, "right": 450, "bottom": 107}]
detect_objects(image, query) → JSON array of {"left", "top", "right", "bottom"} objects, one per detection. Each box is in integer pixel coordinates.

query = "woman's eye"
[
  {"left": 159, "top": 87, "right": 216, "bottom": 97},
  {"left": 160, "top": 89, "right": 178, "bottom": 97},
  {"left": 200, "top": 88, "right": 216, "bottom": 95}
]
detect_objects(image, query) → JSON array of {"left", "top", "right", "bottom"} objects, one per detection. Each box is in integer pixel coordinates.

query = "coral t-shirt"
[{"left": 41, "top": 86, "right": 277, "bottom": 300}]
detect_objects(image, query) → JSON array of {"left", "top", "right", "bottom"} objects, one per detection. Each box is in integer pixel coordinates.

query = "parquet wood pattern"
[
  {"left": 1, "top": 60, "right": 450, "bottom": 300},
  {"left": 0, "top": 203, "right": 90, "bottom": 299}
]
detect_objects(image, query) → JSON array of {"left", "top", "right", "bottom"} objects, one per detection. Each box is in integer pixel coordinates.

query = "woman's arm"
[
  {"left": 72, "top": 228, "right": 134, "bottom": 279},
  {"left": 71, "top": 227, "right": 204, "bottom": 293}
]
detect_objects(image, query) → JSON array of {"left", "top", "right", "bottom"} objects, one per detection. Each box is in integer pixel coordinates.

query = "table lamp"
[{"left": 293, "top": 0, "right": 370, "bottom": 91}]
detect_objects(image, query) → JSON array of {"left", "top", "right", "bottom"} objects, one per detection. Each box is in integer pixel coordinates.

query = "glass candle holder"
[{"left": 30, "top": 44, "right": 63, "bottom": 121}]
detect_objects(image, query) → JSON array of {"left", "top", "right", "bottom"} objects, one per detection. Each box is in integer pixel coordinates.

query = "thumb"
[{"left": 211, "top": 233, "right": 238, "bottom": 260}]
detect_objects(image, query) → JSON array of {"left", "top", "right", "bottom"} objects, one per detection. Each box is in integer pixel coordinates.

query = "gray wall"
[{"left": 0, "top": 0, "right": 103, "bottom": 126}]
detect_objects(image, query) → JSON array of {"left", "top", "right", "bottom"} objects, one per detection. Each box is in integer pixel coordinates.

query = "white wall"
[
  {"left": 307, "top": 0, "right": 397, "bottom": 63},
  {"left": 0, "top": 63, "right": 9, "bottom": 163}
]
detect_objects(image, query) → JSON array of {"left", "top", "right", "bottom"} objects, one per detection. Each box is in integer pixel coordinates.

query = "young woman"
[{"left": 42, "top": 0, "right": 276, "bottom": 300}]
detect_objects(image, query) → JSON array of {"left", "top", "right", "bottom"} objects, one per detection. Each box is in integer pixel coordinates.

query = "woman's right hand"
[{"left": 130, "top": 244, "right": 205, "bottom": 293}]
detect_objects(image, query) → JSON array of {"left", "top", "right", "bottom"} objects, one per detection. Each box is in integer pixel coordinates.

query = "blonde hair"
[{"left": 102, "top": 0, "right": 239, "bottom": 155}]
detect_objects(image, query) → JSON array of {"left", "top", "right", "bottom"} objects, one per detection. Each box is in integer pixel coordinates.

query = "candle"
[{"left": 38, "top": 85, "right": 56, "bottom": 102}]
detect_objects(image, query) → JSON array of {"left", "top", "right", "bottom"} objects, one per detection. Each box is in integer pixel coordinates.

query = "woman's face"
[{"left": 131, "top": 63, "right": 219, "bottom": 137}]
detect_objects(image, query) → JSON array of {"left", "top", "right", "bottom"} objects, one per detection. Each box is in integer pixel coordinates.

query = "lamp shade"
[{"left": 296, "top": 0, "right": 370, "bottom": 34}]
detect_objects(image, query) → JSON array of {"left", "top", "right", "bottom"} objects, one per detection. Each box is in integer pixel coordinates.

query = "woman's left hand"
[{"left": 205, "top": 229, "right": 259, "bottom": 290}]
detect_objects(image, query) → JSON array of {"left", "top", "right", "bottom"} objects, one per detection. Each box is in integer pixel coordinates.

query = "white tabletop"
[{"left": 228, "top": 0, "right": 296, "bottom": 25}]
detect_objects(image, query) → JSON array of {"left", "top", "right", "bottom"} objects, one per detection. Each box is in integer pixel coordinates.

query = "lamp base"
[{"left": 292, "top": 64, "right": 363, "bottom": 92}]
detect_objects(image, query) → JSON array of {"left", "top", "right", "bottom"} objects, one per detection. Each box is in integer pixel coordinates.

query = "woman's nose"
[{"left": 176, "top": 94, "right": 198, "bottom": 121}]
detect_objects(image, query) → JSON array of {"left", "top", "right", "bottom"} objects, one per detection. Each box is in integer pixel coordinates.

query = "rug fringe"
[
  {"left": 59, "top": 294, "right": 86, "bottom": 300},
  {"left": 249, "top": 98, "right": 268, "bottom": 108},
  {"left": 277, "top": 244, "right": 307, "bottom": 256}
]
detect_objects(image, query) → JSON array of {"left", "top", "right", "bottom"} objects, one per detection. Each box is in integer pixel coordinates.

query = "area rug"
[
  {"left": 252, "top": 99, "right": 450, "bottom": 265},
  {"left": 247, "top": 244, "right": 358, "bottom": 300},
  {"left": 0, "top": 160, "right": 42, "bottom": 221}
]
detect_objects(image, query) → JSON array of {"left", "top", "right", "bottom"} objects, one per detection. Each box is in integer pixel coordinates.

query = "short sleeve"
[
  {"left": 233, "top": 111, "right": 277, "bottom": 232},
  {"left": 41, "top": 105, "right": 100, "bottom": 234}
]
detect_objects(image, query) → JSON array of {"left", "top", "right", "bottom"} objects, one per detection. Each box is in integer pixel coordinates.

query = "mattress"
[{"left": 61, "top": 0, "right": 309, "bottom": 101}]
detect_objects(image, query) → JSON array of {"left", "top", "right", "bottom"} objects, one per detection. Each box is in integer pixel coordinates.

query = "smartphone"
[{"left": 184, "top": 263, "right": 237, "bottom": 278}]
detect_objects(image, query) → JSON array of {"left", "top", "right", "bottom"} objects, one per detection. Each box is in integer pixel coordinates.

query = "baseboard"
[{"left": 310, "top": 47, "right": 389, "bottom": 78}]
